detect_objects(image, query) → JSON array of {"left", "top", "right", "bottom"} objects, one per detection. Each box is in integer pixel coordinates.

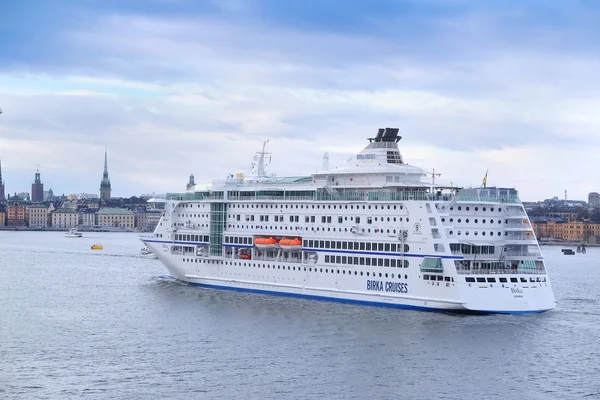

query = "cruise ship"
[{"left": 142, "top": 128, "right": 556, "bottom": 313}]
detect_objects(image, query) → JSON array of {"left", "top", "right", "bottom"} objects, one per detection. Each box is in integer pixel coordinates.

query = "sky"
[{"left": 1, "top": 0, "right": 600, "bottom": 201}]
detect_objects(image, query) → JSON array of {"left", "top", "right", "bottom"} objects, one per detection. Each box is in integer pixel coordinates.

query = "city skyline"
[{"left": 2, "top": 1, "right": 600, "bottom": 200}]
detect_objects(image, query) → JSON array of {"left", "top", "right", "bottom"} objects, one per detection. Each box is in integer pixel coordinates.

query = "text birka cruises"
[{"left": 366, "top": 280, "right": 409, "bottom": 294}]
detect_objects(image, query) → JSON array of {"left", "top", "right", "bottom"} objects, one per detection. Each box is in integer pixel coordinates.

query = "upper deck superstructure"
[{"left": 143, "top": 128, "right": 555, "bottom": 313}]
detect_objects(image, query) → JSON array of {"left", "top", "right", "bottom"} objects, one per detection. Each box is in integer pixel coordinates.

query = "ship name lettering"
[{"left": 367, "top": 280, "right": 409, "bottom": 294}]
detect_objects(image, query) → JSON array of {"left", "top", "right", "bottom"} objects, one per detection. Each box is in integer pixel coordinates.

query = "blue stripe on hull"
[{"left": 171, "top": 278, "right": 552, "bottom": 315}]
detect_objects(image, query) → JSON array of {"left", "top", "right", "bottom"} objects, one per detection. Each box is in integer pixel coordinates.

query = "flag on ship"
[{"left": 482, "top": 170, "right": 488, "bottom": 188}]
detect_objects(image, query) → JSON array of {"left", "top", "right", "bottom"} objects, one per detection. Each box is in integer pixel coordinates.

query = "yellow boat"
[{"left": 91, "top": 243, "right": 103, "bottom": 250}]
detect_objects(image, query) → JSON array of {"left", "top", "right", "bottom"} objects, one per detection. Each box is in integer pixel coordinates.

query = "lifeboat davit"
[
  {"left": 254, "top": 237, "right": 279, "bottom": 249},
  {"left": 279, "top": 238, "right": 302, "bottom": 251}
]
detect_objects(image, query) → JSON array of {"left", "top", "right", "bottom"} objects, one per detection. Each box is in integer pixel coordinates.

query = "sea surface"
[{"left": 1, "top": 231, "right": 599, "bottom": 400}]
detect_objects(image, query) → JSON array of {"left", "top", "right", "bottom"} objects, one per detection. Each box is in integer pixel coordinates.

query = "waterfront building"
[
  {"left": 78, "top": 209, "right": 96, "bottom": 227},
  {"left": 531, "top": 219, "right": 600, "bottom": 242},
  {"left": 99, "top": 148, "right": 112, "bottom": 200},
  {"left": 26, "top": 204, "right": 48, "bottom": 228},
  {"left": 0, "top": 209, "right": 5, "bottom": 227},
  {"left": 7, "top": 201, "right": 26, "bottom": 226},
  {"left": 31, "top": 169, "right": 44, "bottom": 203},
  {"left": 0, "top": 159, "right": 5, "bottom": 202},
  {"left": 96, "top": 207, "right": 134, "bottom": 229},
  {"left": 589, "top": 192, "right": 600, "bottom": 207},
  {"left": 134, "top": 207, "right": 147, "bottom": 230},
  {"left": 145, "top": 209, "right": 162, "bottom": 231},
  {"left": 51, "top": 208, "right": 79, "bottom": 229}
]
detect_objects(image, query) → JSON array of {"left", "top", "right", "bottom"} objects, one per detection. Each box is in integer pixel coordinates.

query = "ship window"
[
  {"left": 366, "top": 258, "right": 371, "bottom": 266},
  {"left": 366, "top": 243, "right": 371, "bottom": 251},
  {"left": 391, "top": 259, "right": 396, "bottom": 267},
  {"left": 342, "top": 256, "right": 347, "bottom": 263},
  {"left": 354, "top": 257, "right": 358, "bottom": 264},
  {"left": 466, "top": 277, "right": 475, "bottom": 283},
  {"left": 321, "top": 216, "right": 326, "bottom": 223},
  {"left": 378, "top": 243, "right": 384, "bottom": 251},
  {"left": 319, "top": 240, "right": 324, "bottom": 248},
  {"left": 336, "top": 256, "right": 341, "bottom": 263},
  {"left": 476, "top": 277, "right": 486, "bottom": 283},
  {"left": 338, "top": 216, "right": 343, "bottom": 223},
  {"left": 520, "top": 278, "right": 527, "bottom": 283},
  {"left": 360, "top": 242, "right": 365, "bottom": 250},
  {"left": 342, "top": 242, "right": 347, "bottom": 250},
  {"left": 325, "top": 241, "right": 330, "bottom": 248},
  {"left": 348, "top": 257, "right": 353, "bottom": 265},
  {"left": 510, "top": 277, "right": 518, "bottom": 282},
  {"left": 360, "top": 257, "right": 365, "bottom": 265},
  {"left": 487, "top": 278, "right": 496, "bottom": 283},
  {"left": 404, "top": 244, "right": 410, "bottom": 252},
  {"left": 385, "top": 244, "right": 390, "bottom": 252},
  {"left": 499, "top": 278, "right": 507, "bottom": 283},
  {"left": 391, "top": 244, "right": 397, "bottom": 252},
  {"left": 325, "top": 255, "right": 330, "bottom": 263},
  {"left": 384, "top": 259, "right": 390, "bottom": 267},
  {"left": 378, "top": 259, "right": 383, "bottom": 266}
]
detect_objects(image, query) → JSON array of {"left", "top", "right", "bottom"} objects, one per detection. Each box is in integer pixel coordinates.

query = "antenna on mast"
[
  {"left": 425, "top": 168, "right": 441, "bottom": 188},
  {"left": 251, "top": 139, "right": 272, "bottom": 177}
]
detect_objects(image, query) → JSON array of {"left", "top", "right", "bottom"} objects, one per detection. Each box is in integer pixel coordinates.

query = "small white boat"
[
  {"left": 141, "top": 247, "right": 158, "bottom": 259},
  {"left": 65, "top": 228, "right": 83, "bottom": 238}
]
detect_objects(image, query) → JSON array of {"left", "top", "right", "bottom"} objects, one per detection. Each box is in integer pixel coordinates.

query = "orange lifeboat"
[
  {"left": 279, "top": 237, "right": 302, "bottom": 251},
  {"left": 254, "top": 237, "right": 279, "bottom": 249}
]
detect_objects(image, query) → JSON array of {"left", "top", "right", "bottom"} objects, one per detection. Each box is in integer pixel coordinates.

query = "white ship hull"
[{"left": 144, "top": 128, "right": 556, "bottom": 314}]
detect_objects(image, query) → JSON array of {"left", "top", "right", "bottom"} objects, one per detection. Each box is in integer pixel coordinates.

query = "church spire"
[
  {"left": 100, "top": 146, "right": 112, "bottom": 200},
  {"left": 103, "top": 146, "right": 109, "bottom": 175}
]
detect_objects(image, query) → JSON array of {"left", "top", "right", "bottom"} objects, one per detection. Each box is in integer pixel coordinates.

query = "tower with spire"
[
  {"left": 100, "top": 147, "right": 112, "bottom": 200},
  {"left": 31, "top": 167, "right": 44, "bottom": 202},
  {"left": 186, "top": 173, "right": 195, "bottom": 190},
  {"left": 0, "top": 158, "right": 5, "bottom": 202}
]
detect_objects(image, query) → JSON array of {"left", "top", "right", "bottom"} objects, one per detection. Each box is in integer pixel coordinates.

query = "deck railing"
[{"left": 165, "top": 190, "right": 521, "bottom": 204}]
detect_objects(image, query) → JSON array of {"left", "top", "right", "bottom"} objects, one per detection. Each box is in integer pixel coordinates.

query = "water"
[{"left": 1, "top": 232, "right": 599, "bottom": 399}]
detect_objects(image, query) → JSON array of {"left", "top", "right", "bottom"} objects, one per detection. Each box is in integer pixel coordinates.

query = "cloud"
[{"left": 1, "top": 0, "right": 600, "bottom": 201}]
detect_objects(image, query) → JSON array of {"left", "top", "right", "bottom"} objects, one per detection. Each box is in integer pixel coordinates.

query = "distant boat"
[
  {"left": 65, "top": 228, "right": 83, "bottom": 238},
  {"left": 562, "top": 248, "right": 575, "bottom": 255},
  {"left": 141, "top": 247, "right": 158, "bottom": 259},
  {"left": 91, "top": 243, "right": 103, "bottom": 250}
]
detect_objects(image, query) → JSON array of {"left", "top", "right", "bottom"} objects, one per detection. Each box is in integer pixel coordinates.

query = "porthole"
[
  {"left": 483, "top": 207, "right": 487, "bottom": 211},
  {"left": 465, "top": 231, "right": 469, "bottom": 235},
  {"left": 475, "top": 207, "right": 479, "bottom": 211},
  {"left": 458, "top": 206, "right": 462, "bottom": 211},
  {"left": 490, "top": 207, "right": 494, "bottom": 212},
  {"left": 482, "top": 232, "right": 486, "bottom": 236},
  {"left": 457, "top": 231, "right": 461, "bottom": 235},
  {"left": 474, "top": 231, "right": 478, "bottom": 236},
  {"left": 458, "top": 219, "right": 462, "bottom": 223},
  {"left": 441, "top": 218, "right": 445, "bottom": 222},
  {"left": 466, "top": 207, "right": 470, "bottom": 211},
  {"left": 466, "top": 219, "right": 470, "bottom": 223},
  {"left": 498, "top": 207, "right": 502, "bottom": 212},
  {"left": 449, "top": 230, "right": 453, "bottom": 235},
  {"left": 498, "top": 232, "right": 502, "bottom": 236}
]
